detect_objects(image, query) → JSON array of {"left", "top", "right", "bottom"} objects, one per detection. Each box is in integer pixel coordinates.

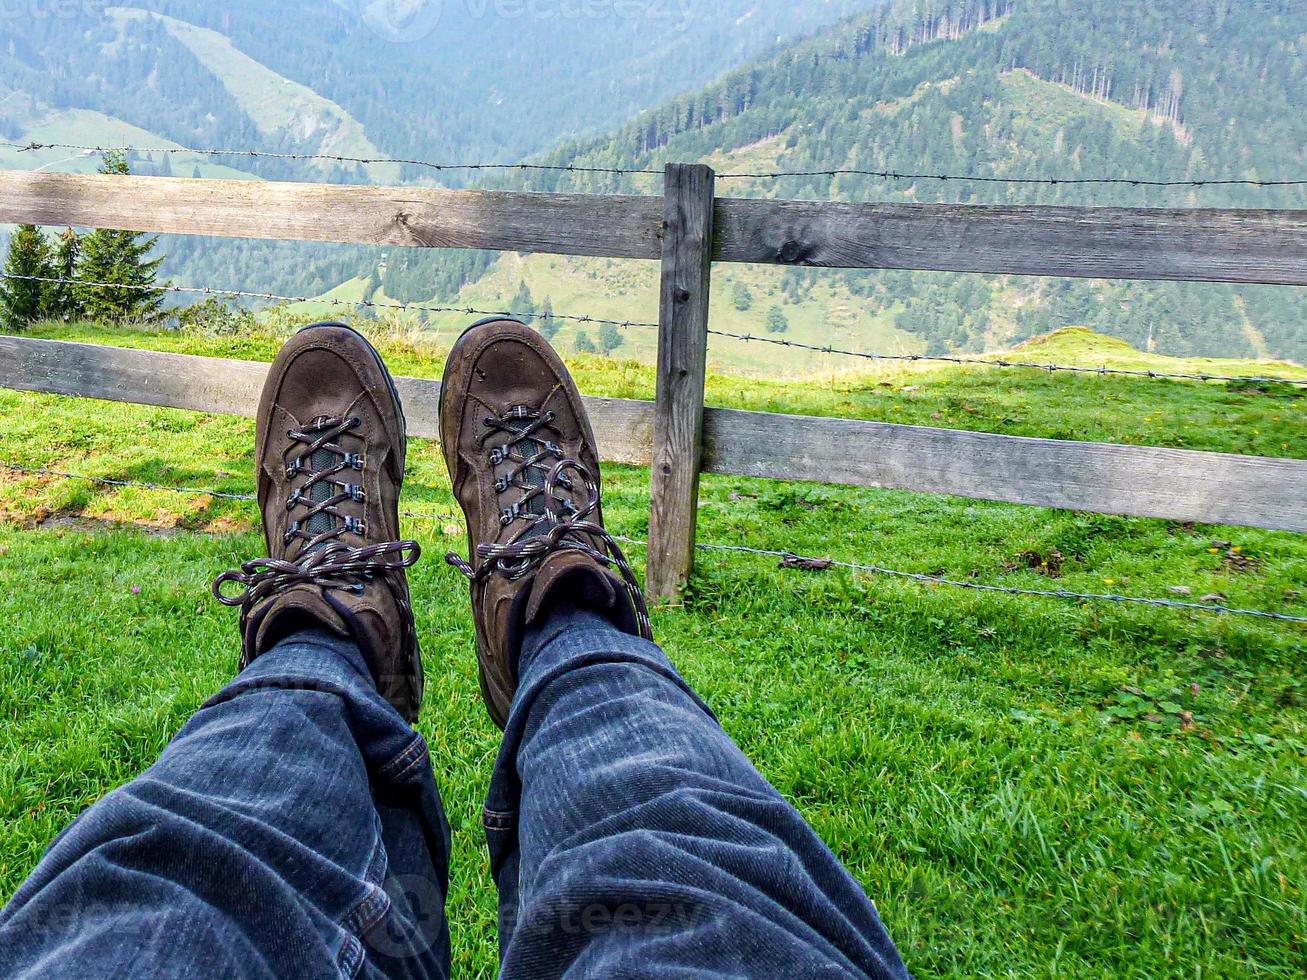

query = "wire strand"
[
  {"left": 1, "top": 141, "right": 664, "bottom": 177},
  {"left": 6, "top": 274, "right": 1300, "bottom": 389},
  {"left": 4, "top": 463, "right": 1302, "bottom": 625},
  {"left": 0, "top": 274, "right": 657, "bottom": 332},
  {"left": 713, "top": 168, "right": 1307, "bottom": 188},
  {"left": 707, "top": 327, "right": 1307, "bottom": 387},
  {"left": 6, "top": 141, "right": 1302, "bottom": 188}
]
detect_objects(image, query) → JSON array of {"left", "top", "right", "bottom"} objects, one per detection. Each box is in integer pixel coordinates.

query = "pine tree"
[
  {"left": 512, "top": 280, "right": 536, "bottom": 320},
  {"left": 574, "top": 330, "right": 597, "bottom": 354},
  {"left": 77, "top": 153, "right": 166, "bottom": 323},
  {"left": 0, "top": 224, "right": 53, "bottom": 330},
  {"left": 43, "top": 228, "right": 84, "bottom": 322},
  {"left": 766, "top": 305, "right": 790, "bottom": 334},
  {"left": 597, "top": 321, "right": 624, "bottom": 355},
  {"left": 537, "top": 297, "right": 561, "bottom": 341}
]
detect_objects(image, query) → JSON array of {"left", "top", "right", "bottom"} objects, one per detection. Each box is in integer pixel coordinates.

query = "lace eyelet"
[
  {"left": 494, "top": 477, "right": 509, "bottom": 493},
  {"left": 344, "top": 517, "right": 367, "bottom": 535},
  {"left": 285, "top": 458, "right": 303, "bottom": 478},
  {"left": 344, "top": 453, "right": 366, "bottom": 471},
  {"left": 344, "top": 484, "right": 366, "bottom": 503}
]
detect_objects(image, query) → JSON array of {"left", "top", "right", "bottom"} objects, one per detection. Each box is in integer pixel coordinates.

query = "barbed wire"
[
  {"left": 5, "top": 140, "right": 1303, "bottom": 189},
  {"left": 713, "top": 168, "right": 1307, "bottom": 188},
  {"left": 0, "top": 274, "right": 658, "bottom": 333},
  {"left": 707, "top": 327, "right": 1307, "bottom": 388},
  {"left": 1, "top": 141, "right": 663, "bottom": 177},
  {"left": 619, "top": 538, "right": 1307, "bottom": 624},
  {"left": 5, "top": 274, "right": 1301, "bottom": 389},
  {"left": 0, "top": 463, "right": 460, "bottom": 525},
  {"left": 3, "top": 463, "right": 1302, "bottom": 624}
]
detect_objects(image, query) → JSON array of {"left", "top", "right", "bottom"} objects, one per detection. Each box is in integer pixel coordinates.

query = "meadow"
[{"left": 0, "top": 319, "right": 1303, "bottom": 976}]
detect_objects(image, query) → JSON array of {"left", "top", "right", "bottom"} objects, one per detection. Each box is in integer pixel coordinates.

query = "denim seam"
[
  {"left": 377, "top": 735, "right": 427, "bottom": 780},
  {"left": 388, "top": 743, "right": 431, "bottom": 782},
  {"left": 336, "top": 934, "right": 365, "bottom": 979}
]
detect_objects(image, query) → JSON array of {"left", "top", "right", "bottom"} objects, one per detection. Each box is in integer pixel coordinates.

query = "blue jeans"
[{"left": 0, "top": 605, "right": 909, "bottom": 978}]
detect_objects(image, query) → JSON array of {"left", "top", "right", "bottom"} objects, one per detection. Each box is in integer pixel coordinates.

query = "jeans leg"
[
  {"left": 0, "top": 630, "right": 451, "bottom": 980},
  {"left": 485, "top": 605, "right": 910, "bottom": 978}
]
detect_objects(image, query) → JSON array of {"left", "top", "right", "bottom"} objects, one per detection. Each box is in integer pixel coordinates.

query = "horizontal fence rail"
[
  {"left": 3, "top": 337, "right": 1304, "bottom": 533},
  {"left": 0, "top": 171, "right": 666, "bottom": 260},
  {"left": 1, "top": 163, "right": 1305, "bottom": 596},
  {"left": 4, "top": 170, "right": 1307, "bottom": 283}
]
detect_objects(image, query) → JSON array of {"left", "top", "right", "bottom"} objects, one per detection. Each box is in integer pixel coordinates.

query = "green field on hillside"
[{"left": 0, "top": 320, "right": 1304, "bottom": 977}]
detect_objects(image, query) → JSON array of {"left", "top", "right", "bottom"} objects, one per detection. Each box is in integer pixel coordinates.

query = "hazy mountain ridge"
[{"left": 445, "top": 0, "right": 1306, "bottom": 363}]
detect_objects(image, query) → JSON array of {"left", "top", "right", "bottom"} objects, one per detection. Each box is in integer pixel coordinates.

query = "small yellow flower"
[
  {"left": 1208, "top": 548, "right": 1220, "bottom": 554},
  {"left": 1104, "top": 578, "right": 1115, "bottom": 586}
]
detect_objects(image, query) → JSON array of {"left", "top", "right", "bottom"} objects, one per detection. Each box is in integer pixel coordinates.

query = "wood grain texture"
[
  {"left": 702, "top": 407, "right": 1307, "bottom": 532},
  {"left": 0, "top": 337, "right": 655, "bottom": 462},
  {"left": 2, "top": 337, "right": 1301, "bottom": 531},
  {"left": 713, "top": 199, "right": 1307, "bottom": 284},
  {"left": 648, "top": 164, "right": 717, "bottom": 599},
  {"left": 0, "top": 170, "right": 665, "bottom": 259}
]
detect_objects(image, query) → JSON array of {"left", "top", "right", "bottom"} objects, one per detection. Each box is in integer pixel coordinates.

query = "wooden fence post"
[{"left": 647, "top": 163, "right": 716, "bottom": 601}]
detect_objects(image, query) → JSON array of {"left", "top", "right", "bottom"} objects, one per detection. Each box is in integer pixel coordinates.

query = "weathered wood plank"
[
  {"left": 0, "top": 170, "right": 664, "bottom": 260},
  {"left": 2, "top": 337, "right": 1302, "bottom": 532},
  {"left": 702, "top": 407, "right": 1307, "bottom": 532},
  {"left": 713, "top": 199, "right": 1307, "bottom": 284},
  {"left": 0, "top": 337, "right": 655, "bottom": 463},
  {"left": 648, "top": 164, "right": 717, "bottom": 599}
]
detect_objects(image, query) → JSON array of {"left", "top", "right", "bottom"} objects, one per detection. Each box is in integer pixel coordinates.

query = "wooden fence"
[{"left": 0, "top": 165, "right": 1304, "bottom": 598}]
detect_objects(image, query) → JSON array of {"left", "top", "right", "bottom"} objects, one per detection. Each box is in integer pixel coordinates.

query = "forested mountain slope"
[
  {"left": 0, "top": 0, "right": 884, "bottom": 297},
  {"left": 423, "top": 0, "right": 1306, "bottom": 364}
]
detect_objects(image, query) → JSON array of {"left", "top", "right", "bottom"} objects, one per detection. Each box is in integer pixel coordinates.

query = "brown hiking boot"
[
  {"left": 440, "top": 318, "right": 652, "bottom": 728},
  {"left": 213, "top": 322, "right": 424, "bottom": 722}
]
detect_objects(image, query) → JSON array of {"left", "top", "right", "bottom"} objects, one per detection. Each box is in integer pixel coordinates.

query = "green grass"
[{"left": 1, "top": 321, "right": 1304, "bottom": 977}]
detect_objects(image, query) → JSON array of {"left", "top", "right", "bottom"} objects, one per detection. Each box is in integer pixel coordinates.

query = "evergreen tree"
[
  {"left": 537, "top": 297, "right": 561, "bottom": 341},
  {"left": 0, "top": 224, "right": 53, "bottom": 330},
  {"left": 364, "top": 264, "right": 382, "bottom": 303},
  {"left": 766, "top": 305, "right": 790, "bottom": 334},
  {"left": 44, "top": 228, "right": 84, "bottom": 322},
  {"left": 77, "top": 153, "right": 166, "bottom": 323},
  {"left": 732, "top": 282, "right": 754, "bottom": 312},
  {"left": 574, "top": 330, "right": 597, "bottom": 354},
  {"left": 512, "top": 280, "right": 536, "bottom": 320},
  {"left": 597, "top": 321, "right": 624, "bottom": 355}
]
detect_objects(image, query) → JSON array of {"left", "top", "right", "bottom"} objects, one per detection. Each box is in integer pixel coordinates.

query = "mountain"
[
  {"left": 0, "top": 0, "right": 886, "bottom": 170},
  {"left": 0, "top": 0, "right": 886, "bottom": 302},
  {"left": 418, "top": 0, "right": 1307, "bottom": 368}
]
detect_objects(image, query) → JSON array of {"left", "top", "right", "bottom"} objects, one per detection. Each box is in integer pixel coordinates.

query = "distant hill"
[
  {"left": 0, "top": 0, "right": 885, "bottom": 296},
  {"left": 416, "top": 0, "right": 1306, "bottom": 366}
]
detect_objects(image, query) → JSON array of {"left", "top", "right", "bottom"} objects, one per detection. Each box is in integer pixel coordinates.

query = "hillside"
[
  {"left": 1, "top": 317, "right": 1304, "bottom": 976},
  {"left": 404, "top": 0, "right": 1307, "bottom": 368},
  {"left": 0, "top": 0, "right": 885, "bottom": 295}
]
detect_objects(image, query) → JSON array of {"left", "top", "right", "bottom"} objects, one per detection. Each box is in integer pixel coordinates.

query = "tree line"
[{"left": 0, "top": 154, "right": 164, "bottom": 331}]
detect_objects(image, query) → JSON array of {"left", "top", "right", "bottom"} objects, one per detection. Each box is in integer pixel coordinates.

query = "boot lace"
[
  {"left": 213, "top": 414, "right": 420, "bottom": 610},
  {"left": 445, "top": 407, "right": 652, "bottom": 639}
]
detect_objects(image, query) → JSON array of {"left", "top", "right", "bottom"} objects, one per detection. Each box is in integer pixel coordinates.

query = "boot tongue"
[
  {"left": 524, "top": 551, "right": 619, "bottom": 627},
  {"left": 505, "top": 404, "right": 552, "bottom": 536},
  {"left": 304, "top": 446, "right": 339, "bottom": 540}
]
